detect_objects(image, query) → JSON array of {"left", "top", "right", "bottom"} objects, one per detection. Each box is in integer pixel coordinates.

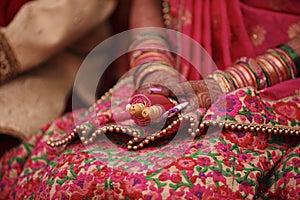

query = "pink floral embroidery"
[
  {"left": 254, "top": 113, "right": 265, "bottom": 124},
  {"left": 167, "top": 189, "right": 185, "bottom": 200},
  {"left": 239, "top": 180, "right": 255, "bottom": 196},
  {"left": 237, "top": 90, "right": 247, "bottom": 97},
  {"left": 143, "top": 185, "right": 163, "bottom": 200},
  {"left": 185, "top": 184, "right": 207, "bottom": 199},
  {"left": 278, "top": 116, "right": 289, "bottom": 126},
  {"left": 174, "top": 157, "right": 197, "bottom": 170},
  {"left": 120, "top": 174, "right": 148, "bottom": 198},
  {"left": 278, "top": 172, "right": 295, "bottom": 187},
  {"left": 111, "top": 169, "right": 129, "bottom": 183},
  {"left": 158, "top": 169, "right": 170, "bottom": 182},
  {"left": 274, "top": 101, "right": 300, "bottom": 121},
  {"left": 1, "top": 83, "right": 300, "bottom": 199},
  {"left": 207, "top": 170, "right": 226, "bottom": 184},
  {"left": 258, "top": 156, "right": 272, "bottom": 171},
  {"left": 94, "top": 166, "right": 111, "bottom": 184},
  {"left": 253, "top": 133, "right": 269, "bottom": 150},
  {"left": 245, "top": 95, "right": 263, "bottom": 113},
  {"left": 223, "top": 130, "right": 254, "bottom": 148},
  {"left": 211, "top": 94, "right": 242, "bottom": 117},
  {"left": 52, "top": 185, "right": 70, "bottom": 199},
  {"left": 238, "top": 152, "right": 254, "bottom": 164},
  {"left": 170, "top": 172, "right": 182, "bottom": 184},
  {"left": 155, "top": 157, "right": 176, "bottom": 168},
  {"left": 216, "top": 141, "right": 234, "bottom": 157}
]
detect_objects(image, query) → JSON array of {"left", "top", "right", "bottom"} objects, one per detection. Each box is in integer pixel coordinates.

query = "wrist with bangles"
[
  {"left": 46, "top": 35, "right": 300, "bottom": 151},
  {"left": 125, "top": 40, "right": 300, "bottom": 150},
  {"left": 129, "top": 32, "right": 174, "bottom": 67},
  {"left": 133, "top": 62, "right": 180, "bottom": 87},
  {"left": 128, "top": 38, "right": 300, "bottom": 124},
  {"left": 128, "top": 32, "right": 188, "bottom": 126},
  {"left": 127, "top": 34, "right": 300, "bottom": 141},
  {"left": 208, "top": 44, "right": 300, "bottom": 93}
]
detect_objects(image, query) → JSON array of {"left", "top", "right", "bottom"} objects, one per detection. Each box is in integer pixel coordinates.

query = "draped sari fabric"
[
  {"left": 0, "top": 0, "right": 300, "bottom": 199},
  {"left": 168, "top": 0, "right": 300, "bottom": 79}
]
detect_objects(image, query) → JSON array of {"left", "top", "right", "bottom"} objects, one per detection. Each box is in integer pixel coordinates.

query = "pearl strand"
[{"left": 46, "top": 89, "right": 112, "bottom": 148}]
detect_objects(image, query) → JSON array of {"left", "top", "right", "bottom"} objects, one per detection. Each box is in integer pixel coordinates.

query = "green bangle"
[{"left": 279, "top": 45, "right": 300, "bottom": 77}]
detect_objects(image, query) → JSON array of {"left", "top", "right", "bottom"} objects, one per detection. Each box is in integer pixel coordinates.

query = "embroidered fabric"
[{"left": 0, "top": 31, "right": 18, "bottom": 83}]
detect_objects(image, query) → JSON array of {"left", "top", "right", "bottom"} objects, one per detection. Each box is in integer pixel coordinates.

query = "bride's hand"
[{"left": 135, "top": 78, "right": 222, "bottom": 110}]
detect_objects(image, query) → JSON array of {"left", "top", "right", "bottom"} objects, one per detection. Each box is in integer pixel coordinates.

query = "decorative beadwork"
[
  {"left": 162, "top": 0, "right": 171, "bottom": 27},
  {"left": 0, "top": 31, "right": 19, "bottom": 83},
  {"left": 47, "top": 111, "right": 300, "bottom": 150}
]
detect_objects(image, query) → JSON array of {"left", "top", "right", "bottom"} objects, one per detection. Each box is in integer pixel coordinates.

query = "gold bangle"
[
  {"left": 136, "top": 63, "right": 179, "bottom": 87},
  {"left": 256, "top": 56, "right": 278, "bottom": 85},
  {"left": 236, "top": 63, "right": 256, "bottom": 88},
  {"left": 265, "top": 52, "right": 289, "bottom": 81},
  {"left": 263, "top": 54, "right": 285, "bottom": 82},
  {"left": 131, "top": 51, "right": 173, "bottom": 67},
  {"left": 212, "top": 72, "right": 231, "bottom": 92},
  {"left": 272, "top": 48, "right": 296, "bottom": 78},
  {"left": 227, "top": 66, "right": 247, "bottom": 88}
]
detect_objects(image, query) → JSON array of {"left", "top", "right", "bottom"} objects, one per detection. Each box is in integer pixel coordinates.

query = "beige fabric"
[
  {"left": 2, "top": 0, "right": 117, "bottom": 73},
  {"left": 0, "top": 53, "right": 79, "bottom": 139},
  {"left": 0, "top": 0, "right": 117, "bottom": 139},
  {"left": 70, "top": 20, "right": 113, "bottom": 55}
]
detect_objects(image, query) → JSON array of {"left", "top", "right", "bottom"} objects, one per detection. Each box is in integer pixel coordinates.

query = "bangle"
[
  {"left": 209, "top": 71, "right": 233, "bottom": 92},
  {"left": 268, "top": 48, "right": 295, "bottom": 79},
  {"left": 235, "top": 57, "right": 262, "bottom": 89},
  {"left": 213, "top": 43, "right": 300, "bottom": 91},
  {"left": 278, "top": 44, "right": 300, "bottom": 77},
  {"left": 263, "top": 54, "right": 285, "bottom": 82},
  {"left": 226, "top": 66, "right": 246, "bottom": 88},
  {"left": 131, "top": 51, "right": 173, "bottom": 67},
  {"left": 264, "top": 52, "right": 289, "bottom": 81},
  {"left": 255, "top": 58, "right": 272, "bottom": 87},
  {"left": 237, "top": 63, "right": 257, "bottom": 88},
  {"left": 135, "top": 63, "right": 179, "bottom": 87},
  {"left": 256, "top": 56, "right": 280, "bottom": 85}
]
